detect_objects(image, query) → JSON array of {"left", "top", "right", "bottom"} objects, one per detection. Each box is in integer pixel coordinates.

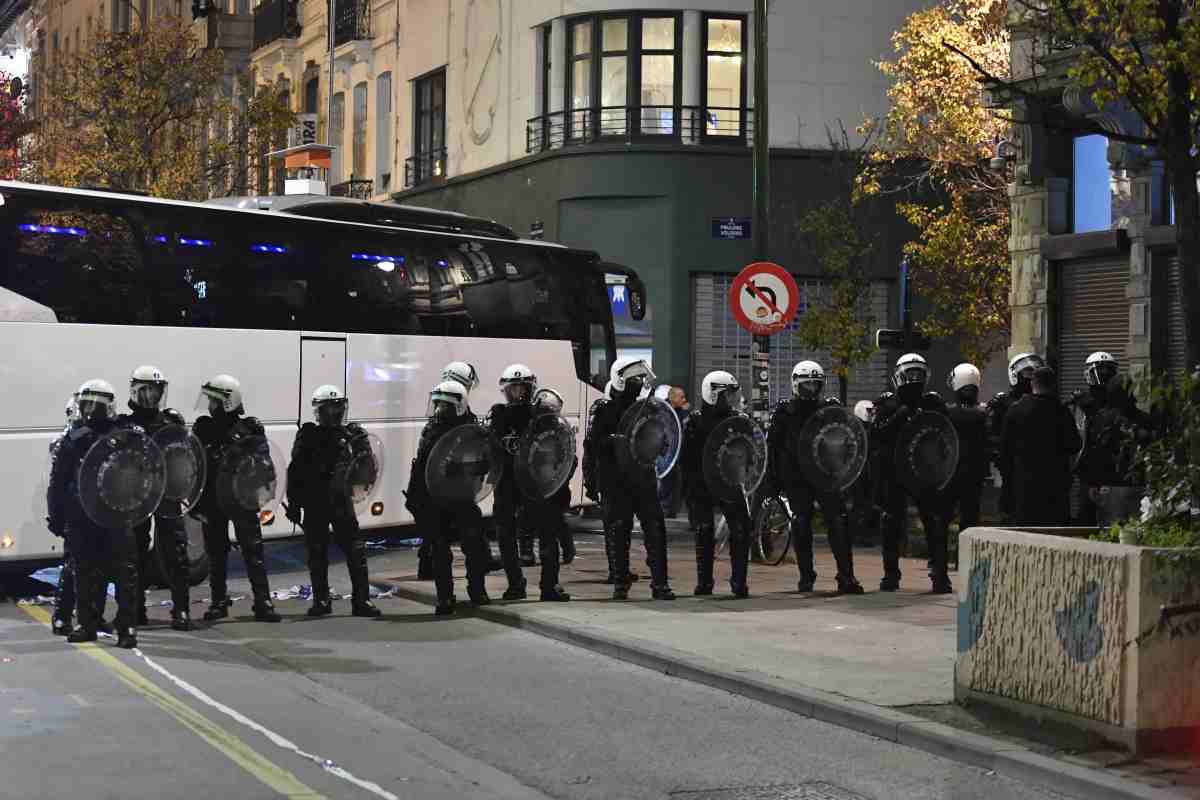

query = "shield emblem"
[
  {"left": 516, "top": 413, "right": 577, "bottom": 500},
  {"left": 77, "top": 428, "right": 167, "bottom": 528},
  {"left": 425, "top": 423, "right": 503, "bottom": 507},
  {"left": 702, "top": 415, "right": 768, "bottom": 501},
  {"left": 331, "top": 431, "right": 385, "bottom": 514},
  {"left": 894, "top": 410, "right": 960, "bottom": 495},
  {"left": 796, "top": 406, "right": 870, "bottom": 494},
  {"left": 617, "top": 397, "right": 682, "bottom": 479},
  {"left": 215, "top": 434, "right": 280, "bottom": 516},
  {"left": 152, "top": 424, "right": 207, "bottom": 519}
]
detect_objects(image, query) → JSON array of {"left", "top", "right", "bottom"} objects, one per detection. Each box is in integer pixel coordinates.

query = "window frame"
[
  {"left": 411, "top": 67, "right": 447, "bottom": 186},
  {"left": 376, "top": 72, "right": 392, "bottom": 193},
  {"left": 699, "top": 12, "right": 748, "bottom": 142},
  {"left": 352, "top": 80, "right": 368, "bottom": 181}
]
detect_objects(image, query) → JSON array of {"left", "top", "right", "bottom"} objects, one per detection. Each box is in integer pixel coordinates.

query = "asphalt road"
[{"left": 0, "top": 539, "right": 1076, "bottom": 800}]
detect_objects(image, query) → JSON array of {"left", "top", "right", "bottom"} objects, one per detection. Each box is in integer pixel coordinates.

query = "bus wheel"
[{"left": 152, "top": 516, "right": 211, "bottom": 589}]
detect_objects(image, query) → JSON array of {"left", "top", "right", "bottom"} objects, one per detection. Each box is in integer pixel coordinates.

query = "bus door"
[{"left": 299, "top": 336, "right": 347, "bottom": 423}]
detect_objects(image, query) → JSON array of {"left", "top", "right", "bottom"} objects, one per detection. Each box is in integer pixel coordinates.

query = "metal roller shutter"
[
  {"left": 1166, "top": 256, "right": 1189, "bottom": 377},
  {"left": 690, "top": 274, "right": 890, "bottom": 406},
  {"left": 1058, "top": 258, "right": 1128, "bottom": 397}
]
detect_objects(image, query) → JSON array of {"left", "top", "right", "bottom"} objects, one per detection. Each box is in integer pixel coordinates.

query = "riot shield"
[
  {"left": 78, "top": 428, "right": 167, "bottom": 528},
  {"left": 617, "top": 396, "right": 682, "bottom": 479},
  {"left": 894, "top": 410, "right": 960, "bottom": 495},
  {"left": 795, "top": 406, "right": 870, "bottom": 494},
  {"left": 1071, "top": 403, "right": 1088, "bottom": 469},
  {"left": 702, "top": 415, "right": 768, "bottom": 502},
  {"left": 425, "top": 423, "right": 503, "bottom": 507},
  {"left": 331, "top": 431, "right": 385, "bottom": 513},
  {"left": 215, "top": 434, "right": 280, "bottom": 517},
  {"left": 516, "top": 413, "right": 577, "bottom": 500},
  {"left": 152, "top": 424, "right": 207, "bottom": 519}
]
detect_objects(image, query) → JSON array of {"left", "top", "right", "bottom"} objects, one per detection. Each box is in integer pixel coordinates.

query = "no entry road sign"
[{"left": 729, "top": 261, "right": 800, "bottom": 336}]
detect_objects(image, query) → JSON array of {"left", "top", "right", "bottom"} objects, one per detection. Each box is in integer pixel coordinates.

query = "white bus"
[{"left": 0, "top": 181, "right": 646, "bottom": 580}]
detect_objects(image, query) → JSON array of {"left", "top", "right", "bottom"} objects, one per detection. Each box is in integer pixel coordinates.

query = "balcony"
[
  {"left": 333, "top": 0, "right": 371, "bottom": 47},
  {"left": 526, "top": 105, "right": 754, "bottom": 154},
  {"left": 330, "top": 178, "right": 374, "bottom": 199},
  {"left": 253, "top": 0, "right": 300, "bottom": 50},
  {"left": 404, "top": 148, "right": 447, "bottom": 189}
]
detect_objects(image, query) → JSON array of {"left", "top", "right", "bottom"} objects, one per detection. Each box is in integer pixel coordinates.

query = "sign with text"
[
  {"left": 729, "top": 262, "right": 800, "bottom": 337},
  {"left": 712, "top": 217, "right": 752, "bottom": 240},
  {"left": 290, "top": 113, "right": 318, "bottom": 148}
]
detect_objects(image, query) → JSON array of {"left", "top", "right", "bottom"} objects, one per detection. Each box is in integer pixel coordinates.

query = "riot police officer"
[
  {"left": 119, "top": 365, "right": 195, "bottom": 631},
  {"left": 286, "top": 386, "right": 382, "bottom": 619},
  {"left": 943, "top": 364, "right": 988, "bottom": 538},
  {"left": 485, "top": 364, "right": 540, "bottom": 600},
  {"left": 681, "top": 371, "right": 753, "bottom": 598},
  {"left": 193, "top": 375, "right": 281, "bottom": 623},
  {"left": 1068, "top": 352, "right": 1121, "bottom": 523},
  {"left": 405, "top": 381, "right": 491, "bottom": 615},
  {"left": 768, "top": 361, "right": 864, "bottom": 595},
  {"left": 519, "top": 388, "right": 573, "bottom": 601},
  {"left": 1080, "top": 374, "right": 1152, "bottom": 524},
  {"left": 585, "top": 358, "right": 675, "bottom": 600},
  {"left": 873, "top": 354, "right": 954, "bottom": 594},
  {"left": 47, "top": 380, "right": 140, "bottom": 648},
  {"left": 583, "top": 380, "right": 639, "bottom": 584},
  {"left": 987, "top": 352, "right": 1046, "bottom": 520}
]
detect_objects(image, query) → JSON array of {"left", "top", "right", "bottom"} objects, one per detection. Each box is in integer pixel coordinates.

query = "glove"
[{"left": 284, "top": 504, "right": 303, "bottom": 525}]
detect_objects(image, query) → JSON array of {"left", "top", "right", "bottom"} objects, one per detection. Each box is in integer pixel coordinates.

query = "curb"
[{"left": 388, "top": 583, "right": 1189, "bottom": 800}]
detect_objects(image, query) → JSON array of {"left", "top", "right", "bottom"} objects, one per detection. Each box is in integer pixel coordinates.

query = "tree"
[
  {"left": 795, "top": 127, "right": 880, "bottom": 405},
  {"left": 34, "top": 18, "right": 293, "bottom": 200},
  {"left": 858, "top": 0, "right": 1012, "bottom": 366},
  {"left": 0, "top": 69, "right": 35, "bottom": 180}
]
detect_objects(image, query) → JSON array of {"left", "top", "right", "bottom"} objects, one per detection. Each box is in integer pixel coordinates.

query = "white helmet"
[
  {"left": 1084, "top": 351, "right": 1119, "bottom": 387},
  {"left": 947, "top": 363, "right": 981, "bottom": 392},
  {"left": 197, "top": 374, "right": 243, "bottom": 414},
  {"left": 853, "top": 399, "right": 875, "bottom": 422},
  {"left": 791, "top": 360, "right": 825, "bottom": 398},
  {"left": 610, "top": 356, "right": 654, "bottom": 393},
  {"left": 311, "top": 384, "right": 349, "bottom": 425},
  {"left": 129, "top": 364, "right": 168, "bottom": 410},
  {"left": 441, "top": 361, "right": 479, "bottom": 392},
  {"left": 499, "top": 363, "right": 537, "bottom": 403},
  {"left": 533, "top": 387, "right": 564, "bottom": 414},
  {"left": 428, "top": 380, "right": 468, "bottom": 418},
  {"left": 77, "top": 378, "right": 117, "bottom": 420},
  {"left": 1007, "top": 352, "right": 1045, "bottom": 387},
  {"left": 893, "top": 353, "right": 929, "bottom": 388},
  {"left": 700, "top": 370, "right": 740, "bottom": 407}
]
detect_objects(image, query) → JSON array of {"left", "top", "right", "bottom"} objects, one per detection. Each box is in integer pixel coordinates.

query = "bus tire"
[{"left": 151, "top": 516, "right": 211, "bottom": 589}]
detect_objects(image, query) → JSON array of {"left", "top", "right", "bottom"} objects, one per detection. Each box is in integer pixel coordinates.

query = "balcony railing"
[
  {"left": 404, "top": 148, "right": 447, "bottom": 188},
  {"left": 252, "top": 0, "right": 300, "bottom": 50},
  {"left": 333, "top": 0, "right": 371, "bottom": 47},
  {"left": 330, "top": 178, "right": 374, "bottom": 199},
  {"left": 526, "top": 105, "right": 754, "bottom": 154}
]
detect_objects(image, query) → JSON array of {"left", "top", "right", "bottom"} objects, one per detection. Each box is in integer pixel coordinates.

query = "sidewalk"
[{"left": 378, "top": 517, "right": 1199, "bottom": 800}]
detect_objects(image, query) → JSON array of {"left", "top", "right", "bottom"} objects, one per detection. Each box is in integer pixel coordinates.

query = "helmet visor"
[
  {"left": 793, "top": 377, "right": 824, "bottom": 397},
  {"left": 1011, "top": 355, "right": 1044, "bottom": 384},
  {"left": 1086, "top": 362, "right": 1118, "bottom": 387},
  {"left": 503, "top": 383, "right": 532, "bottom": 404},
  {"left": 895, "top": 364, "right": 928, "bottom": 386},
  {"left": 315, "top": 400, "right": 349, "bottom": 427},
  {"left": 132, "top": 381, "right": 166, "bottom": 410}
]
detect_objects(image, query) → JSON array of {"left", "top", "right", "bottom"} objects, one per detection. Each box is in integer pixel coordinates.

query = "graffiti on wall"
[
  {"left": 1055, "top": 581, "right": 1105, "bottom": 663},
  {"left": 957, "top": 558, "right": 991, "bottom": 654}
]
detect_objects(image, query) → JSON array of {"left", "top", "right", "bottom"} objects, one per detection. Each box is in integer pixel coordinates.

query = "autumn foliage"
[{"left": 0, "top": 68, "right": 34, "bottom": 180}]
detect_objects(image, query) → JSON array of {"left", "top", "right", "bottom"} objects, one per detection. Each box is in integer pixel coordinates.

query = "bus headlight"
[{"left": 0, "top": 534, "right": 14, "bottom": 549}]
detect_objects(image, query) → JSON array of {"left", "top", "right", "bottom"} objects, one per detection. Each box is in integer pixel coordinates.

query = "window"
[
  {"left": 303, "top": 76, "right": 318, "bottom": 113},
  {"left": 639, "top": 16, "right": 676, "bottom": 136},
  {"left": 352, "top": 81, "right": 368, "bottom": 181},
  {"left": 412, "top": 68, "right": 445, "bottom": 184},
  {"left": 330, "top": 91, "right": 345, "bottom": 184},
  {"left": 540, "top": 25, "right": 552, "bottom": 116},
  {"left": 1073, "top": 134, "right": 1113, "bottom": 233},
  {"left": 567, "top": 19, "right": 592, "bottom": 140},
  {"left": 376, "top": 72, "right": 392, "bottom": 192},
  {"left": 599, "top": 18, "right": 628, "bottom": 135},
  {"left": 703, "top": 15, "right": 746, "bottom": 138}
]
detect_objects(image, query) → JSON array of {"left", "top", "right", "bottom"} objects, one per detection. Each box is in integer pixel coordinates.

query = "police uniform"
[
  {"left": 486, "top": 397, "right": 535, "bottom": 599},
  {"left": 999, "top": 392, "right": 1082, "bottom": 526},
  {"left": 943, "top": 364, "right": 988, "bottom": 538}
]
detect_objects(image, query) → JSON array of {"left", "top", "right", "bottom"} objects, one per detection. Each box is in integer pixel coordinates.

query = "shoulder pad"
[
  {"left": 822, "top": 397, "right": 842, "bottom": 407},
  {"left": 346, "top": 422, "right": 366, "bottom": 435},
  {"left": 239, "top": 417, "right": 266, "bottom": 436},
  {"left": 162, "top": 408, "right": 187, "bottom": 427}
]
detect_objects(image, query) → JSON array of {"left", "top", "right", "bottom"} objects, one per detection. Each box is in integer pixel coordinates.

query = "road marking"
[
  {"left": 21, "top": 605, "right": 324, "bottom": 800},
  {"left": 69, "top": 693, "right": 91, "bottom": 707}
]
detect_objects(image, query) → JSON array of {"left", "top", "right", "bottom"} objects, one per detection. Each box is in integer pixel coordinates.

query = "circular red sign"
[{"left": 728, "top": 262, "right": 800, "bottom": 336}]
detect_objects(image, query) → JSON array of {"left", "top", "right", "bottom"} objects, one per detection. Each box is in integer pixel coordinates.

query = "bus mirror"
[{"left": 627, "top": 278, "right": 646, "bottom": 321}]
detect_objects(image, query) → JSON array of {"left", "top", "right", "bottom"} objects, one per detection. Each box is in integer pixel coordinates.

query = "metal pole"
[
  {"left": 751, "top": 0, "right": 771, "bottom": 421},
  {"left": 327, "top": 0, "right": 336, "bottom": 194}
]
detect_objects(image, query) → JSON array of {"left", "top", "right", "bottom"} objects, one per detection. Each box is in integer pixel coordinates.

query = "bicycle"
[{"left": 713, "top": 491, "right": 793, "bottom": 566}]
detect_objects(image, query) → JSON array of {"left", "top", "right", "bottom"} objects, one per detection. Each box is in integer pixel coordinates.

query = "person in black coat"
[
  {"left": 1067, "top": 351, "right": 1121, "bottom": 523},
  {"left": 1000, "top": 366, "right": 1083, "bottom": 526},
  {"left": 943, "top": 363, "right": 989, "bottom": 537},
  {"left": 286, "top": 385, "right": 382, "bottom": 619},
  {"left": 405, "top": 381, "right": 491, "bottom": 615},
  {"left": 872, "top": 354, "right": 954, "bottom": 594},
  {"left": 193, "top": 374, "right": 281, "bottom": 623},
  {"left": 1080, "top": 374, "right": 1153, "bottom": 524},
  {"left": 987, "top": 353, "right": 1046, "bottom": 521},
  {"left": 47, "top": 380, "right": 139, "bottom": 648},
  {"left": 486, "top": 364, "right": 539, "bottom": 600}
]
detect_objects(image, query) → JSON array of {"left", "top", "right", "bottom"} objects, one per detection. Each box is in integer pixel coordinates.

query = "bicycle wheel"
[{"left": 756, "top": 495, "right": 792, "bottom": 566}]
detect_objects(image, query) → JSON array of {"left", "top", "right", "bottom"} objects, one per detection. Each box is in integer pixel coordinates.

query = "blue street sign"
[{"left": 712, "top": 217, "right": 752, "bottom": 240}]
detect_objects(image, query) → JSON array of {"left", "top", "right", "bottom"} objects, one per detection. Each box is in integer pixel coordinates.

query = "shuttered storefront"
[
  {"left": 1166, "top": 256, "right": 1189, "bottom": 376},
  {"left": 690, "top": 273, "right": 890, "bottom": 406},
  {"left": 1058, "top": 258, "right": 1129, "bottom": 397}
]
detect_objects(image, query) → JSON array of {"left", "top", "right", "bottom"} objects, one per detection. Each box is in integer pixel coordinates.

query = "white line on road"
[
  {"left": 134, "top": 649, "right": 400, "bottom": 800},
  {"left": 70, "top": 693, "right": 91, "bottom": 707}
]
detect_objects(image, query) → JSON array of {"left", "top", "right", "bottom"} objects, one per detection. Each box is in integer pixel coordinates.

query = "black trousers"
[
  {"left": 522, "top": 498, "right": 565, "bottom": 592},
  {"left": 201, "top": 510, "right": 272, "bottom": 606},
  {"left": 54, "top": 537, "right": 76, "bottom": 622},
  {"left": 601, "top": 478, "right": 669, "bottom": 589},
  {"left": 880, "top": 479, "right": 948, "bottom": 583},
  {"left": 493, "top": 478, "right": 526, "bottom": 590},
  {"left": 420, "top": 505, "right": 489, "bottom": 605},
  {"left": 691, "top": 496, "right": 751, "bottom": 591},
  {"left": 70, "top": 524, "right": 138, "bottom": 633},
  {"left": 942, "top": 475, "right": 982, "bottom": 531},
  {"left": 303, "top": 512, "right": 370, "bottom": 604},
  {"left": 784, "top": 483, "right": 857, "bottom": 583},
  {"left": 133, "top": 515, "right": 191, "bottom": 616}
]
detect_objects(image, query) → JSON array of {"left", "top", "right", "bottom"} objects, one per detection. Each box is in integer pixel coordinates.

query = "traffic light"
[{"left": 875, "top": 328, "right": 932, "bottom": 351}]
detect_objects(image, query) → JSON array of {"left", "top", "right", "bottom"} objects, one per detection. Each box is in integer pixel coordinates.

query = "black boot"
[
  {"left": 203, "top": 597, "right": 230, "bottom": 621},
  {"left": 502, "top": 578, "right": 528, "bottom": 601},
  {"left": 253, "top": 601, "right": 282, "bottom": 622},
  {"left": 353, "top": 601, "right": 382, "bottom": 618},
  {"left": 558, "top": 527, "right": 576, "bottom": 565},
  {"left": 115, "top": 628, "right": 138, "bottom": 649},
  {"left": 518, "top": 531, "right": 537, "bottom": 567},
  {"left": 171, "top": 611, "right": 193, "bottom": 631},
  {"left": 646, "top": 524, "right": 675, "bottom": 600},
  {"left": 829, "top": 513, "right": 865, "bottom": 595},
  {"left": 417, "top": 540, "right": 433, "bottom": 580},
  {"left": 729, "top": 528, "right": 750, "bottom": 599},
  {"left": 51, "top": 613, "right": 74, "bottom": 636},
  {"left": 54, "top": 549, "right": 76, "bottom": 635},
  {"left": 880, "top": 511, "right": 903, "bottom": 591},
  {"left": 693, "top": 524, "right": 715, "bottom": 596},
  {"left": 68, "top": 565, "right": 100, "bottom": 643},
  {"left": 67, "top": 627, "right": 97, "bottom": 643},
  {"left": 345, "top": 538, "right": 378, "bottom": 616},
  {"left": 434, "top": 597, "right": 456, "bottom": 616},
  {"left": 307, "top": 597, "right": 333, "bottom": 617},
  {"left": 792, "top": 514, "right": 817, "bottom": 592},
  {"left": 540, "top": 586, "right": 571, "bottom": 601},
  {"left": 925, "top": 513, "right": 953, "bottom": 594}
]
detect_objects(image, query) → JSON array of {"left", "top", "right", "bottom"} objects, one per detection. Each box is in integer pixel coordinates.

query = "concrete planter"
[{"left": 955, "top": 527, "right": 1200, "bottom": 754}]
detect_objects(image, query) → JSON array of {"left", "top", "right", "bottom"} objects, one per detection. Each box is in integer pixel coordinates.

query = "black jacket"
[
  {"left": 872, "top": 390, "right": 949, "bottom": 474},
  {"left": 585, "top": 391, "right": 655, "bottom": 491},
  {"left": 679, "top": 403, "right": 740, "bottom": 503},
  {"left": 581, "top": 395, "right": 609, "bottom": 499},
  {"left": 119, "top": 404, "right": 186, "bottom": 436},
  {"left": 766, "top": 395, "right": 841, "bottom": 489},
  {"left": 287, "top": 421, "right": 370, "bottom": 516},
  {"left": 405, "top": 411, "right": 480, "bottom": 515},
  {"left": 946, "top": 403, "right": 989, "bottom": 483},
  {"left": 1079, "top": 381, "right": 1152, "bottom": 488},
  {"left": 999, "top": 394, "right": 1082, "bottom": 498},
  {"left": 486, "top": 402, "right": 534, "bottom": 475},
  {"left": 986, "top": 388, "right": 1026, "bottom": 470},
  {"left": 47, "top": 416, "right": 127, "bottom": 535},
  {"left": 193, "top": 412, "right": 267, "bottom": 515}
]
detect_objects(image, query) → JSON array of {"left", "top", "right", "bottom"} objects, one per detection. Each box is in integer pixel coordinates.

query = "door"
[
  {"left": 1058, "top": 259, "right": 1128, "bottom": 398},
  {"left": 299, "top": 337, "right": 347, "bottom": 423}
]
